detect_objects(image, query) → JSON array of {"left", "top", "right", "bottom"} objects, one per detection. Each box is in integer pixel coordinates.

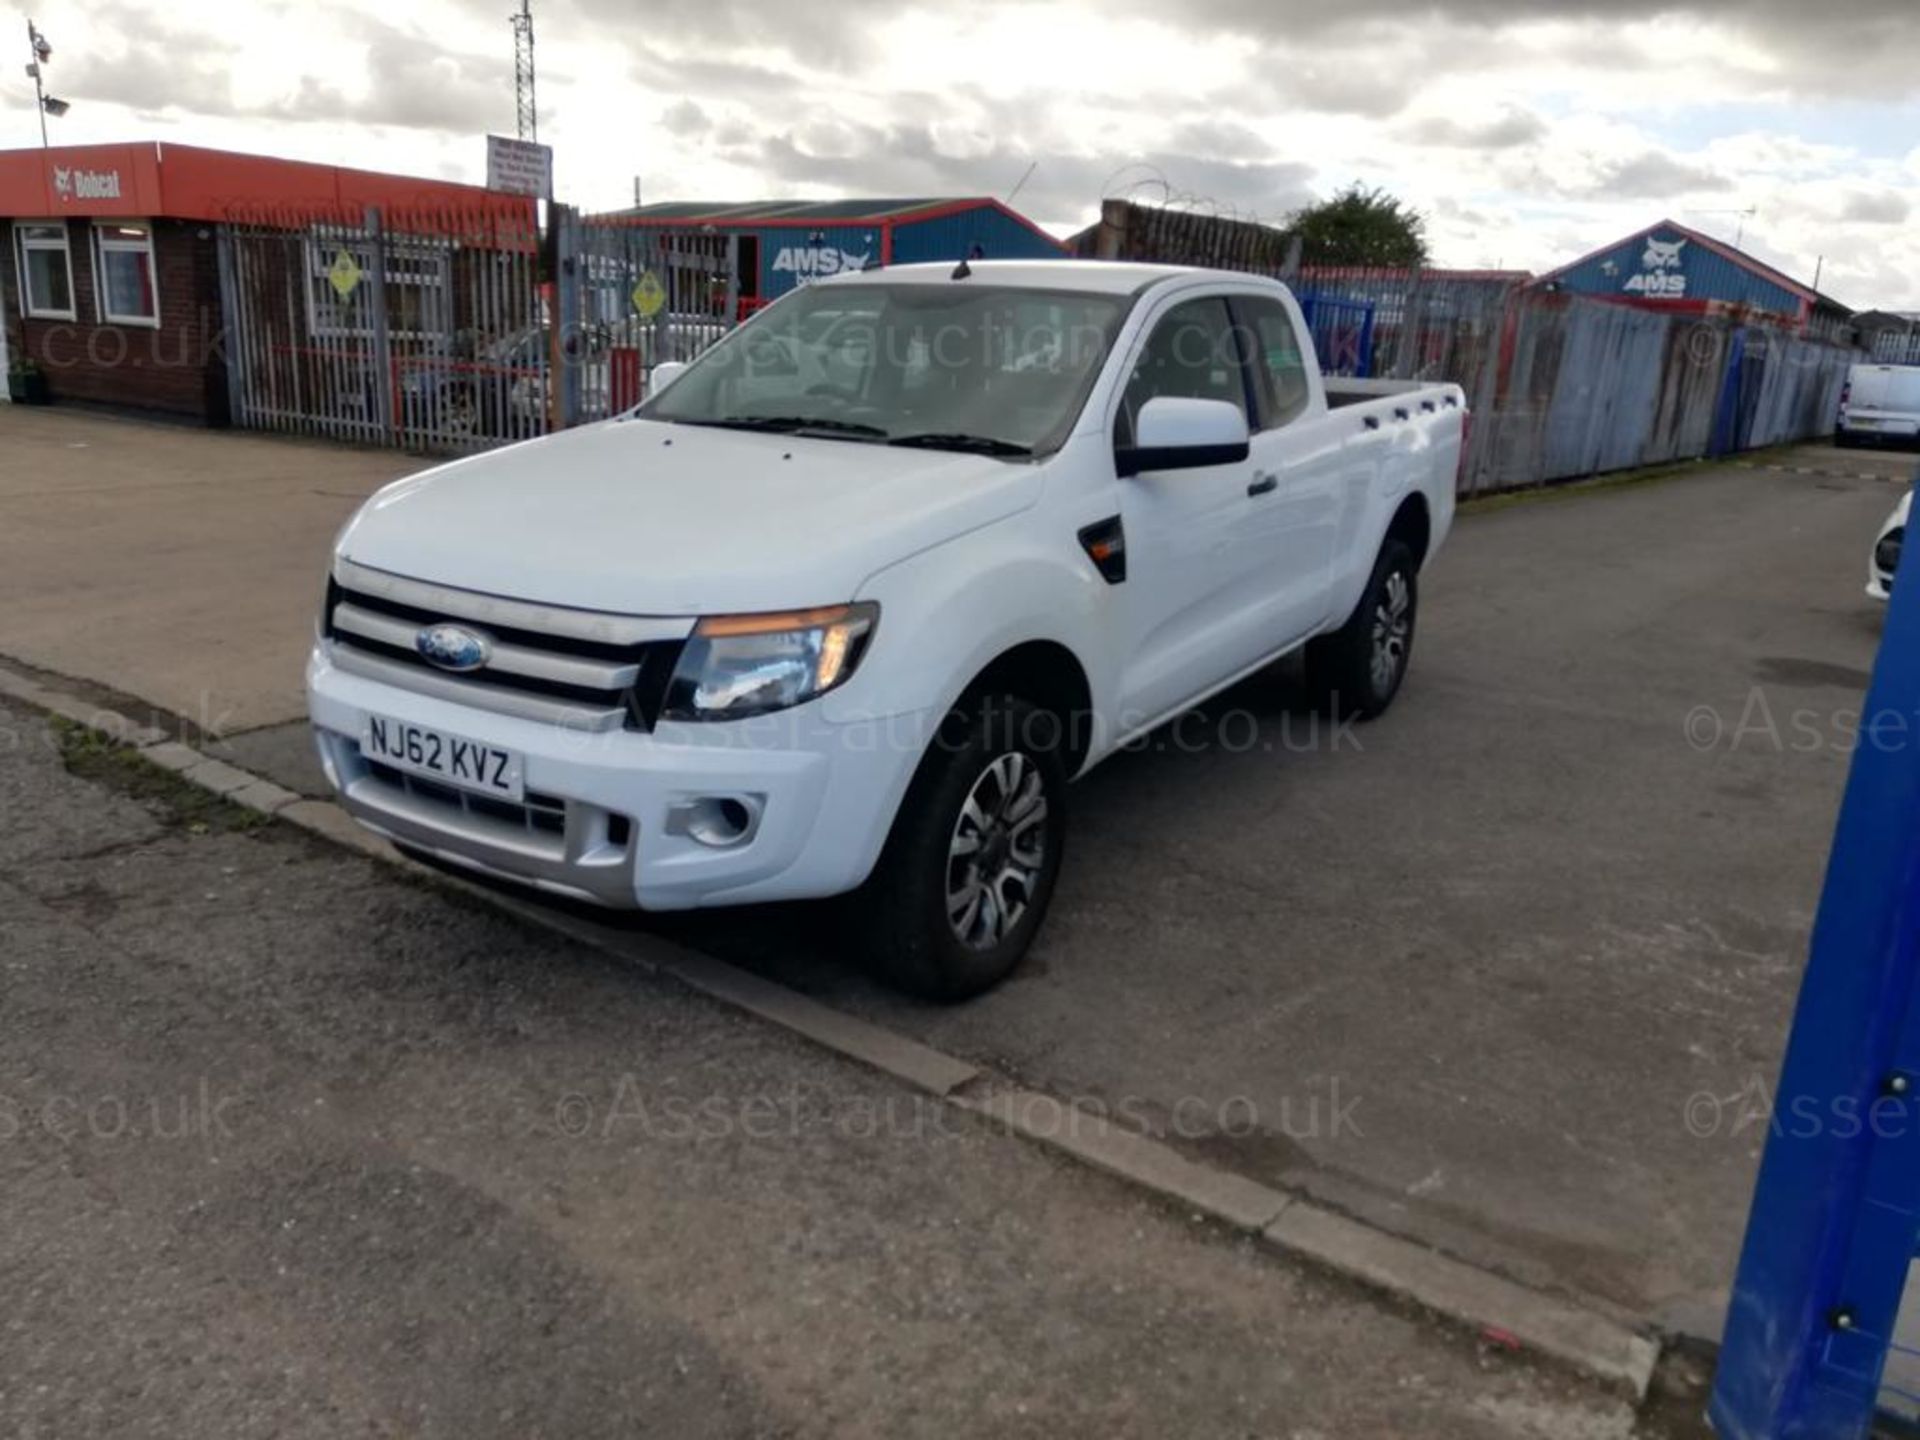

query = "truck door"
[
  {"left": 1232, "top": 294, "right": 1344, "bottom": 644},
  {"left": 1111, "top": 295, "right": 1278, "bottom": 724}
]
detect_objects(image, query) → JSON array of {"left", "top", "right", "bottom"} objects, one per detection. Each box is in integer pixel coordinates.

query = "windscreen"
[{"left": 638, "top": 281, "right": 1131, "bottom": 458}]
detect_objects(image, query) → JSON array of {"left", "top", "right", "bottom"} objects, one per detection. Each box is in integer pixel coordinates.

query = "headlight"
[{"left": 664, "top": 603, "right": 878, "bottom": 721}]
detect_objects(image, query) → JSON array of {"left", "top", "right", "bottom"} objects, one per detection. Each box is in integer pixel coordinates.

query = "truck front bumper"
[{"left": 307, "top": 644, "right": 921, "bottom": 911}]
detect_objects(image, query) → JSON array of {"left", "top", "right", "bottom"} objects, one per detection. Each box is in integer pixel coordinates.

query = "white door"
[
  {"left": 1111, "top": 294, "right": 1274, "bottom": 725},
  {"left": 1234, "top": 294, "right": 1344, "bottom": 644}
]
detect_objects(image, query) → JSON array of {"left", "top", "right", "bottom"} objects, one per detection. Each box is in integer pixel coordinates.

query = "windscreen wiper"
[
  {"left": 887, "top": 432, "right": 1035, "bottom": 457},
  {"left": 689, "top": 415, "right": 888, "bottom": 439}
]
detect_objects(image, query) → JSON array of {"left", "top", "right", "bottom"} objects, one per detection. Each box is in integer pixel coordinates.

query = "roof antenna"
[{"left": 951, "top": 242, "right": 984, "bottom": 281}]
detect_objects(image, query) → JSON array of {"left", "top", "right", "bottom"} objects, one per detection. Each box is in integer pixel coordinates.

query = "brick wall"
[{"left": 2, "top": 217, "right": 229, "bottom": 424}]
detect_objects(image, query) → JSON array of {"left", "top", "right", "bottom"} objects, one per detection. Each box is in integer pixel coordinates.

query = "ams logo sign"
[
  {"left": 1623, "top": 237, "right": 1687, "bottom": 297},
  {"left": 771, "top": 246, "right": 870, "bottom": 282}
]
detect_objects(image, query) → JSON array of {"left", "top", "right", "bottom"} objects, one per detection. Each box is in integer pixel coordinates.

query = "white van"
[{"left": 1838, "top": 364, "right": 1920, "bottom": 447}]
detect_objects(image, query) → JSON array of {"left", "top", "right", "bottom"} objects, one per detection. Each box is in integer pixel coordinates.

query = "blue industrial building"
[
  {"left": 602, "top": 197, "right": 1067, "bottom": 308},
  {"left": 1534, "top": 219, "right": 1852, "bottom": 338}
]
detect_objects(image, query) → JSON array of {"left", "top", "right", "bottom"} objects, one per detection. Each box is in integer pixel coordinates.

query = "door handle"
[{"left": 1247, "top": 472, "right": 1278, "bottom": 497}]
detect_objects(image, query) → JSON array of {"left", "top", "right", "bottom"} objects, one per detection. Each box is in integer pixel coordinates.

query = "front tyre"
[
  {"left": 1307, "top": 539, "right": 1419, "bottom": 721},
  {"left": 862, "top": 697, "right": 1068, "bottom": 1002}
]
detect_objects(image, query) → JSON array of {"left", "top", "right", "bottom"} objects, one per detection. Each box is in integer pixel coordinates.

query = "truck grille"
[
  {"left": 362, "top": 757, "right": 572, "bottom": 839},
  {"left": 323, "top": 559, "right": 693, "bottom": 732}
]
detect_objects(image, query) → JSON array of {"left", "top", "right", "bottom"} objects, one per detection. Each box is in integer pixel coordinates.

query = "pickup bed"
[{"left": 309, "top": 261, "right": 1465, "bottom": 999}]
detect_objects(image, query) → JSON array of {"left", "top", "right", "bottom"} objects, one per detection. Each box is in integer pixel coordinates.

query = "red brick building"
[{"left": 1, "top": 142, "right": 534, "bottom": 424}]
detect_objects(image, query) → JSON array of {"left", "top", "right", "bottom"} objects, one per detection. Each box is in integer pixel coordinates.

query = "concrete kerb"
[{"left": 1, "top": 659, "right": 1664, "bottom": 1400}]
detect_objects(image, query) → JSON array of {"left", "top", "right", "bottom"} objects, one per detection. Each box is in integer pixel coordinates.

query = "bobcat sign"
[
  {"left": 50, "top": 165, "right": 123, "bottom": 203},
  {"left": 1624, "top": 236, "right": 1688, "bottom": 297}
]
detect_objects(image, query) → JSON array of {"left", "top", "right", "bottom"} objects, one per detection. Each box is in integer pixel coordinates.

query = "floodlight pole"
[{"left": 26, "top": 20, "right": 48, "bottom": 149}]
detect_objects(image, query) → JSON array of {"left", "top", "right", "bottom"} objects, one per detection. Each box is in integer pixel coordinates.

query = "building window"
[
  {"left": 92, "top": 222, "right": 160, "bottom": 327},
  {"left": 306, "top": 234, "right": 449, "bottom": 341},
  {"left": 15, "top": 221, "right": 76, "bottom": 320}
]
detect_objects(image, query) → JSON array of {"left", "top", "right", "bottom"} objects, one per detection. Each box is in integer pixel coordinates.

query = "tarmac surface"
[
  {"left": 0, "top": 693, "right": 1688, "bottom": 1438},
  {"left": 4, "top": 404, "right": 1913, "bottom": 1354}
]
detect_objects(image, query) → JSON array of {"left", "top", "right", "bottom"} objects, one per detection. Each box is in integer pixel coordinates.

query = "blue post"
[
  {"left": 1711, "top": 328, "right": 1747, "bottom": 459},
  {"left": 1712, "top": 516, "right": 1920, "bottom": 1435}
]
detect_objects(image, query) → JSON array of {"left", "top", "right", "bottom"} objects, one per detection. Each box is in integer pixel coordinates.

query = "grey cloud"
[
  {"left": 1235, "top": 62, "right": 1413, "bottom": 119},
  {"left": 1405, "top": 108, "right": 1547, "bottom": 150},
  {"left": 1842, "top": 191, "right": 1912, "bottom": 225},
  {"left": 346, "top": 17, "right": 515, "bottom": 133},
  {"left": 62, "top": 1, "right": 241, "bottom": 115},
  {"left": 555, "top": 0, "right": 1920, "bottom": 102},
  {"left": 660, "top": 100, "right": 711, "bottom": 137},
  {"left": 714, "top": 120, "right": 1315, "bottom": 232},
  {"left": 1584, "top": 151, "right": 1734, "bottom": 200},
  {"left": 629, "top": 51, "right": 808, "bottom": 102},
  {"left": 1169, "top": 120, "right": 1273, "bottom": 160},
  {"left": 1108, "top": 0, "right": 1920, "bottom": 100},
  {"left": 67, "top": 6, "right": 512, "bottom": 134},
  {"left": 1434, "top": 197, "right": 1494, "bottom": 226},
  {"left": 557, "top": 0, "right": 880, "bottom": 72}
]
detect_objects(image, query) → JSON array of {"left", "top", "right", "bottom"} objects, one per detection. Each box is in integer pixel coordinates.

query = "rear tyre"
[
  {"left": 1307, "top": 539, "right": 1418, "bottom": 721},
  {"left": 860, "top": 696, "right": 1068, "bottom": 1002}
]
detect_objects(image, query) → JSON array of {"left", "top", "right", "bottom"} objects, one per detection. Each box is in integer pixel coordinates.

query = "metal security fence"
[
  {"left": 1277, "top": 254, "right": 1856, "bottom": 497},
  {"left": 555, "top": 215, "right": 739, "bottom": 424},
  {"left": 1870, "top": 329, "right": 1920, "bottom": 367},
  {"left": 216, "top": 201, "right": 1862, "bottom": 490},
  {"left": 1452, "top": 296, "right": 1852, "bottom": 496},
  {"left": 219, "top": 206, "right": 548, "bottom": 452},
  {"left": 217, "top": 205, "right": 742, "bottom": 455}
]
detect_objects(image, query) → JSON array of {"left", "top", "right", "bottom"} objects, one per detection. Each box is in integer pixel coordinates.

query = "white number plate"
[{"left": 362, "top": 715, "right": 524, "bottom": 801}]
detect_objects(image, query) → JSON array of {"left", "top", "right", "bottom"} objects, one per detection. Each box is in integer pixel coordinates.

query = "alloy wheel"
[
  {"left": 1371, "top": 569, "right": 1412, "bottom": 696},
  {"left": 946, "top": 752, "right": 1049, "bottom": 950}
]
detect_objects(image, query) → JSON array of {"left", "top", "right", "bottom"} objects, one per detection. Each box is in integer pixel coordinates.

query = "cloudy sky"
[{"left": 7, "top": 0, "right": 1920, "bottom": 306}]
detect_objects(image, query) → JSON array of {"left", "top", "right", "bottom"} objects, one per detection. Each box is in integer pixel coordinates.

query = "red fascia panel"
[
  {"left": 157, "top": 143, "right": 535, "bottom": 240},
  {"left": 0, "top": 142, "right": 534, "bottom": 241},
  {"left": 0, "top": 142, "right": 162, "bottom": 218},
  {"left": 1570, "top": 291, "right": 1719, "bottom": 318}
]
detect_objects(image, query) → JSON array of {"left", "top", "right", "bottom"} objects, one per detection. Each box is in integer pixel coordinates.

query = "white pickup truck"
[{"left": 308, "top": 262, "right": 1465, "bottom": 999}]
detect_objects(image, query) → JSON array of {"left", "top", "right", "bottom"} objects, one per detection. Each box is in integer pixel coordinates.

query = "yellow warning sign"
[
  {"left": 632, "top": 270, "right": 666, "bottom": 318},
  {"left": 327, "top": 249, "right": 362, "bottom": 301}
]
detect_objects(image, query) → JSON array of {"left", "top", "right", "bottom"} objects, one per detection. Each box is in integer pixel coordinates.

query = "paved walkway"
[{"left": 0, "top": 408, "right": 418, "bottom": 734}]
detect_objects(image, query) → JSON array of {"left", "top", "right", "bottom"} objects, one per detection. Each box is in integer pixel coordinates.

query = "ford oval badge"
[{"left": 415, "top": 623, "right": 492, "bottom": 673}]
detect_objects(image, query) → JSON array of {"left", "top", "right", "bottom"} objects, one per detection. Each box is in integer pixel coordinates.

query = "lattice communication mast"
[{"left": 511, "top": 0, "right": 537, "bottom": 142}]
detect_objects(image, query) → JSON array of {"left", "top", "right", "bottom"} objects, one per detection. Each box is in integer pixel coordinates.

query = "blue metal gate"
[
  {"left": 1713, "top": 519, "right": 1920, "bottom": 1435},
  {"left": 1296, "top": 292, "right": 1376, "bottom": 378}
]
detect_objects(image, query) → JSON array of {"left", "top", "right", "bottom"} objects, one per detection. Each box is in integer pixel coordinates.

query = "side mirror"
[
  {"left": 650, "top": 361, "right": 689, "bottom": 394},
  {"left": 1117, "top": 396, "right": 1251, "bottom": 478}
]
